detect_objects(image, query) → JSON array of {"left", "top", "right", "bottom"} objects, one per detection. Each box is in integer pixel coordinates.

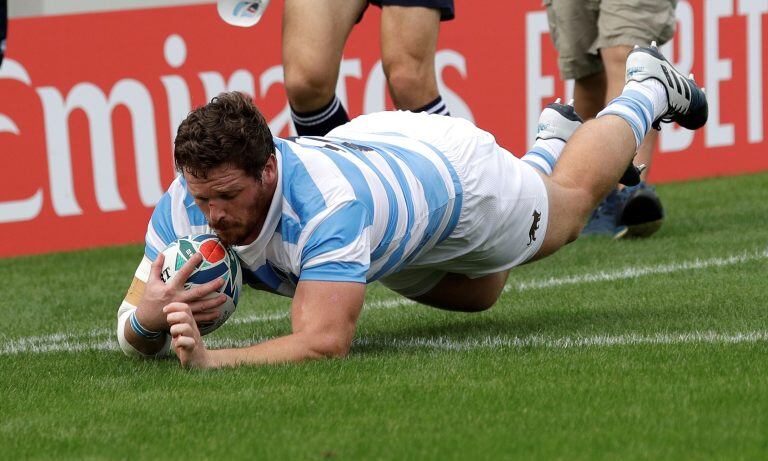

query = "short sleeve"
[{"left": 299, "top": 200, "right": 371, "bottom": 283}]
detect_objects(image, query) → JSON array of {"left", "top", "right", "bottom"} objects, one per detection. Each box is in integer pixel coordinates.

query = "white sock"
[
  {"left": 522, "top": 138, "right": 566, "bottom": 176},
  {"left": 596, "top": 79, "right": 668, "bottom": 149},
  {"left": 626, "top": 80, "right": 668, "bottom": 120}
]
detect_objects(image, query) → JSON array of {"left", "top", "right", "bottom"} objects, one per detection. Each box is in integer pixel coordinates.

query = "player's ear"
[{"left": 261, "top": 154, "right": 277, "bottom": 183}]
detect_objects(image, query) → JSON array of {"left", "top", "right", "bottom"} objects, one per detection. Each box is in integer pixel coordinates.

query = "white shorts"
[{"left": 334, "top": 112, "right": 549, "bottom": 298}]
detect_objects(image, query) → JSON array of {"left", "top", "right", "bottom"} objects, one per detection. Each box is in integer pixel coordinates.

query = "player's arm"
[
  {"left": 165, "top": 199, "right": 371, "bottom": 368},
  {"left": 116, "top": 253, "right": 227, "bottom": 358},
  {"left": 165, "top": 280, "right": 365, "bottom": 368}
]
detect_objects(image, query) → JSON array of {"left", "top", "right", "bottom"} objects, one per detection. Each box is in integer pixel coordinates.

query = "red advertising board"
[{"left": 0, "top": 0, "right": 766, "bottom": 256}]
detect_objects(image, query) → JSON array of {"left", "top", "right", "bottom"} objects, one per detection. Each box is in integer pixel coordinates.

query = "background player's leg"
[
  {"left": 573, "top": 71, "right": 607, "bottom": 122},
  {"left": 380, "top": 6, "right": 447, "bottom": 114},
  {"left": 282, "top": 0, "right": 367, "bottom": 135}
]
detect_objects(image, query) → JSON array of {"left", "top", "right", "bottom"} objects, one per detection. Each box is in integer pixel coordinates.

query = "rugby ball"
[{"left": 160, "top": 234, "right": 242, "bottom": 335}]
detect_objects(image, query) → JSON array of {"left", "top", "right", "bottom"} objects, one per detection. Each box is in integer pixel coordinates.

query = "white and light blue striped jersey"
[{"left": 144, "top": 132, "right": 463, "bottom": 297}]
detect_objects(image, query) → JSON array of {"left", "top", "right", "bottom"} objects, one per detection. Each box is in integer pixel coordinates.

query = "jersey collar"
[{"left": 232, "top": 148, "right": 283, "bottom": 266}]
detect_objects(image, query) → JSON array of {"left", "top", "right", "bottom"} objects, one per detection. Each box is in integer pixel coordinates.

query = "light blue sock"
[
  {"left": 522, "top": 138, "right": 566, "bottom": 176},
  {"left": 597, "top": 80, "right": 667, "bottom": 149}
]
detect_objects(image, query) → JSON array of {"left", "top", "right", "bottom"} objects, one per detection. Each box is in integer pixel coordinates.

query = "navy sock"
[
  {"left": 414, "top": 95, "right": 451, "bottom": 116},
  {"left": 291, "top": 95, "right": 350, "bottom": 136}
]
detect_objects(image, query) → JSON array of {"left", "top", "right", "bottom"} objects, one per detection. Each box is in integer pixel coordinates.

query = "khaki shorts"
[{"left": 544, "top": 0, "right": 677, "bottom": 80}]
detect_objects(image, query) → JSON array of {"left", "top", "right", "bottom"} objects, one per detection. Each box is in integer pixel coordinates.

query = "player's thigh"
[
  {"left": 597, "top": 0, "right": 677, "bottom": 50},
  {"left": 380, "top": 5, "right": 440, "bottom": 63},
  {"left": 412, "top": 271, "right": 510, "bottom": 312},
  {"left": 544, "top": 0, "right": 602, "bottom": 80},
  {"left": 282, "top": 0, "right": 366, "bottom": 89}
]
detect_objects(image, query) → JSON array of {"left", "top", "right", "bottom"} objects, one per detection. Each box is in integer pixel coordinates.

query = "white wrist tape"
[{"left": 117, "top": 300, "right": 170, "bottom": 358}]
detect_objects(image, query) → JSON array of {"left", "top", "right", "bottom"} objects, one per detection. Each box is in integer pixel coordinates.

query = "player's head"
[
  {"left": 174, "top": 91, "right": 275, "bottom": 181},
  {"left": 174, "top": 92, "right": 277, "bottom": 246}
]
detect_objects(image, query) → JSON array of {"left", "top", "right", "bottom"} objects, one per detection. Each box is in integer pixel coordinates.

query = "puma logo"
[{"left": 527, "top": 210, "right": 541, "bottom": 246}]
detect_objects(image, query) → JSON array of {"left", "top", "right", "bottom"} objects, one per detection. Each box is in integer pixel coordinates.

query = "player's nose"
[{"left": 209, "top": 205, "right": 226, "bottom": 224}]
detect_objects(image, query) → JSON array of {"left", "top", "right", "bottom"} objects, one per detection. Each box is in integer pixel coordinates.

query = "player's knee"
[
  {"left": 308, "top": 332, "right": 352, "bottom": 359},
  {"left": 283, "top": 68, "right": 336, "bottom": 109},
  {"left": 383, "top": 60, "right": 436, "bottom": 108}
]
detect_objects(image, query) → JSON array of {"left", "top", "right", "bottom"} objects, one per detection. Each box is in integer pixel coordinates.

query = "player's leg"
[
  {"left": 282, "top": 0, "right": 367, "bottom": 135},
  {"left": 584, "top": 0, "right": 678, "bottom": 237},
  {"left": 536, "top": 44, "right": 706, "bottom": 257},
  {"left": 546, "top": 0, "right": 604, "bottom": 117},
  {"left": 601, "top": 45, "right": 664, "bottom": 237},
  {"left": 412, "top": 271, "right": 509, "bottom": 312},
  {"left": 573, "top": 71, "right": 607, "bottom": 122},
  {"left": 379, "top": 4, "right": 448, "bottom": 114}
]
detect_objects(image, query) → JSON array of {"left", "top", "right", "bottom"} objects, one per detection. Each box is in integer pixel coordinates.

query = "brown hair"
[{"left": 174, "top": 91, "right": 275, "bottom": 180}]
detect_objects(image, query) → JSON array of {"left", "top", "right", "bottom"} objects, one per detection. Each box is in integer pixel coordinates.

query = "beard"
[
  {"left": 212, "top": 222, "right": 248, "bottom": 246},
  {"left": 211, "top": 215, "right": 262, "bottom": 246}
]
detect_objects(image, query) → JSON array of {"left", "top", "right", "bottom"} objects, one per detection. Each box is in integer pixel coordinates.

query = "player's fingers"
[
  {"left": 166, "top": 311, "right": 193, "bottom": 326},
  {"left": 149, "top": 253, "right": 165, "bottom": 281},
  {"left": 172, "top": 253, "right": 204, "bottom": 287},
  {"left": 187, "top": 294, "right": 227, "bottom": 313},
  {"left": 170, "top": 322, "right": 195, "bottom": 338},
  {"left": 193, "top": 310, "right": 221, "bottom": 323},
  {"left": 180, "top": 277, "right": 225, "bottom": 301},
  {"left": 163, "top": 302, "right": 191, "bottom": 315},
  {"left": 173, "top": 335, "right": 196, "bottom": 350}
]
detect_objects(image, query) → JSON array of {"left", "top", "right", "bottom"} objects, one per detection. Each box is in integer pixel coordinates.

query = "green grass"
[{"left": 1, "top": 172, "right": 767, "bottom": 460}]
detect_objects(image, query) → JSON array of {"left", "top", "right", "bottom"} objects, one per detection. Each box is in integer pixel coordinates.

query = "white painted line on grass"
[
  {"left": 1, "top": 249, "right": 762, "bottom": 356},
  {"left": 508, "top": 249, "right": 768, "bottom": 292},
  {"left": 353, "top": 331, "right": 768, "bottom": 350},
  {"left": 3, "top": 331, "right": 766, "bottom": 355}
]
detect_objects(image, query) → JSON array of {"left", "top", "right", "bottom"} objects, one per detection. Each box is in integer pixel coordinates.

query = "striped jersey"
[{"left": 144, "top": 133, "right": 463, "bottom": 297}]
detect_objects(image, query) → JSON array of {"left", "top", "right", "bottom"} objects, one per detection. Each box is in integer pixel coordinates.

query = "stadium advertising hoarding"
[{"left": 0, "top": 0, "right": 765, "bottom": 256}]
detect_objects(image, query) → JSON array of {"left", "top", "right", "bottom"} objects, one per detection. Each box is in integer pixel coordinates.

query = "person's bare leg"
[
  {"left": 413, "top": 44, "right": 707, "bottom": 307},
  {"left": 380, "top": 6, "right": 441, "bottom": 110},
  {"left": 535, "top": 116, "right": 638, "bottom": 258},
  {"left": 412, "top": 271, "right": 509, "bottom": 312},
  {"left": 412, "top": 114, "right": 639, "bottom": 308},
  {"left": 573, "top": 70, "right": 607, "bottom": 120},
  {"left": 602, "top": 45, "right": 656, "bottom": 179},
  {"left": 282, "top": 0, "right": 366, "bottom": 112}
]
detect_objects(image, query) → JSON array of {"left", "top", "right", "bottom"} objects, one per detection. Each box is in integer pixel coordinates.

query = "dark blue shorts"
[{"left": 362, "top": 0, "right": 455, "bottom": 22}]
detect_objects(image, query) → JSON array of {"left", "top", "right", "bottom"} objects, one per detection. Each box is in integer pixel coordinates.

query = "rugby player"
[{"left": 117, "top": 45, "right": 707, "bottom": 368}]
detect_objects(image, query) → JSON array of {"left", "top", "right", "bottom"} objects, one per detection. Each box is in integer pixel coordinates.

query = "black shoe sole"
[{"left": 618, "top": 189, "right": 664, "bottom": 239}]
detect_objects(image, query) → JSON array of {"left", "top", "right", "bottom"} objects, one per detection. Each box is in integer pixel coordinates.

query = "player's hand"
[
  {"left": 136, "top": 253, "right": 227, "bottom": 332},
  {"left": 165, "top": 302, "right": 212, "bottom": 369}
]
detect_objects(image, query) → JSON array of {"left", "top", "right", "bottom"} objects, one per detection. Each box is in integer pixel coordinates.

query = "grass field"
[{"left": 1, "top": 172, "right": 767, "bottom": 460}]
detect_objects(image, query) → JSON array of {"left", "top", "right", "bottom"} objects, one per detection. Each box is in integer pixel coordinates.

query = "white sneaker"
[
  {"left": 626, "top": 42, "right": 708, "bottom": 130},
  {"left": 536, "top": 98, "right": 583, "bottom": 142}
]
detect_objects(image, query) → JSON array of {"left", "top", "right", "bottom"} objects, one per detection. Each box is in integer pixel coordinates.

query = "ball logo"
[{"left": 199, "top": 239, "right": 226, "bottom": 263}]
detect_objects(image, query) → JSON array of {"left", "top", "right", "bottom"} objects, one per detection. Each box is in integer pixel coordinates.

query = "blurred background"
[{"left": 1, "top": 0, "right": 765, "bottom": 256}]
